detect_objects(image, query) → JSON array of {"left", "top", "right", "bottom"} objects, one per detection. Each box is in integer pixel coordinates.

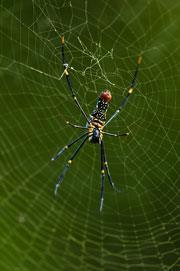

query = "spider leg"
[
  {"left": 100, "top": 140, "right": 106, "bottom": 212},
  {"left": 54, "top": 135, "right": 89, "bottom": 195},
  {"left": 61, "top": 36, "right": 90, "bottom": 123},
  {"left": 66, "top": 121, "right": 87, "bottom": 129},
  {"left": 51, "top": 132, "right": 88, "bottom": 161},
  {"left": 101, "top": 141, "right": 121, "bottom": 192},
  {"left": 102, "top": 131, "right": 129, "bottom": 137},
  {"left": 104, "top": 56, "right": 142, "bottom": 127}
]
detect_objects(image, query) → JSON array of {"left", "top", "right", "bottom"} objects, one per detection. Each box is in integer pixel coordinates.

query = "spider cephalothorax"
[
  {"left": 88, "top": 119, "right": 104, "bottom": 144},
  {"left": 52, "top": 36, "right": 142, "bottom": 211}
]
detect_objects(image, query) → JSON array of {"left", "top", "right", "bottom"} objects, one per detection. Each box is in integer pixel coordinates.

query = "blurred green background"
[{"left": 0, "top": 0, "right": 180, "bottom": 270}]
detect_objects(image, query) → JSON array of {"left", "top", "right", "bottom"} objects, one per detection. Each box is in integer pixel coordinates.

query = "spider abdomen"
[{"left": 91, "top": 98, "right": 109, "bottom": 121}]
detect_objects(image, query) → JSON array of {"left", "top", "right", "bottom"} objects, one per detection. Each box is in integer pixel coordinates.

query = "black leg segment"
[
  {"left": 54, "top": 135, "right": 88, "bottom": 195},
  {"left": 51, "top": 132, "right": 88, "bottom": 161},
  {"left": 101, "top": 141, "right": 121, "bottom": 192},
  {"left": 105, "top": 56, "right": 142, "bottom": 127},
  {"left": 100, "top": 140, "right": 106, "bottom": 212},
  {"left": 61, "top": 36, "right": 90, "bottom": 123}
]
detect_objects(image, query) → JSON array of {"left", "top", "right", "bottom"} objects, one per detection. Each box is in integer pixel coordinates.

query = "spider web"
[{"left": 0, "top": 0, "right": 180, "bottom": 270}]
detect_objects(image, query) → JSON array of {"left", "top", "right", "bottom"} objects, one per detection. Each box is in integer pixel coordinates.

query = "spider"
[{"left": 52, "top": 36, "right": 142, "bottom": 211}]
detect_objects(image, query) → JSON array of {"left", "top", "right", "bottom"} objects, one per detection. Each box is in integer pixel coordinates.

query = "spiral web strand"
[{"left": 0, "top": 0, "right": 180, "bottom": 270}]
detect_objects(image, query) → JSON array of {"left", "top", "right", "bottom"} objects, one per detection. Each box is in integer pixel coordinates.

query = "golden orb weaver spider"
[{"left": 52, "top": 36, "right": 142, "bottom": 211}]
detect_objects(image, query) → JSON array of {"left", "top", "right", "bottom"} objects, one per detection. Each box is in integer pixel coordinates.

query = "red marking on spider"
[{"left": 100, "top": 90, "right": 112, "bottom": 102}]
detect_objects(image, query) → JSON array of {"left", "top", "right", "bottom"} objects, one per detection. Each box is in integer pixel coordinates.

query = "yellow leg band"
[
  {"left": 138, "top": 56, "right": 142, "bottom": 65},
  {"left": 64, "top": 69, "right": 69, "bottom": 76},
  {"left": 61, "top": 36, "right": 65, "bottom": 44},
  {"left": 128, "top": 88, "right": 133, "bottom": 94}
]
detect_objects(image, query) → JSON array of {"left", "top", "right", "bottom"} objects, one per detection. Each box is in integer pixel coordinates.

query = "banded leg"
[
  {"left": 101, "top": 141, "right": 121, "bottom": 192},
  {"left": 105, "top": 56, "right": 142, "bottom": 127},
  {"left": 102, "top": 131, "right": 129, "bottom": 137},
  {"left": 100, "top": 141, "right": 106, "bottom": 212},
  {"left": 51, "top": 132, "right": 88, "bottom": 161},
  {"left": 61, "top": 36, "right": 90, "bottom": 123},
  {"left": 54, "top": 135, "right": 88, "bottom": 195},
  {"left": 66, "top": 121, "right": 87, "bottom": 130}
]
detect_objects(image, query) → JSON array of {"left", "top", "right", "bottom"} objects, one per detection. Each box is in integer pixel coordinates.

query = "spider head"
[{"left": 100, "top": 90, "right": 112, "bottom": 102}]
